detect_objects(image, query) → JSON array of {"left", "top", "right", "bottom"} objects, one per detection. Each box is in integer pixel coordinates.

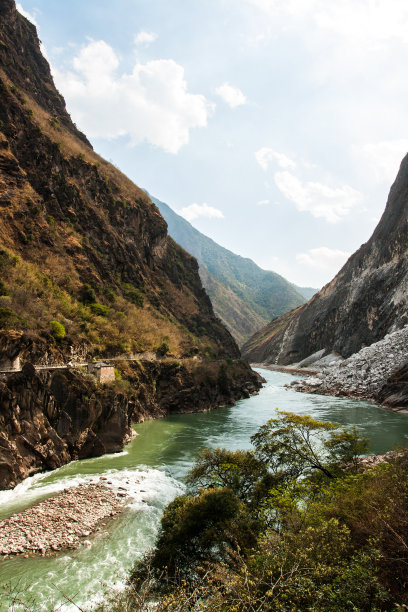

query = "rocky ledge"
[
  {"left": 287, "top": 326, "right": 408, "bottom": 409},
  {"left": 0, "top": 483, "right": 124, "bottom": 556}
]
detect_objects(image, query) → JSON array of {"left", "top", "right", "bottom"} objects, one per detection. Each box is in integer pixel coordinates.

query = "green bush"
[
  {"left": 127, "top": 414, "right": 400, "bottom": 610},
  {"left": 104, "top": 287, "right": 116, "bottom": 303},
  {"left": 0, "top": 307, "right": 21, "bottom": 328},
  {"left": 90, "top": 302, "right": 110, "bottom": 317},
  {"left": 49, "top": 320, "right": 66, "bottom": 340},
  {"left": 0, "top": 280, "right": 9, "bottom": 296},
  {"left": 80, "top": 283, "right": 96, "bottom": 304},
  {"left": 126, "top": 288, "right": 144, "bottom": 308},
  {"left": 156, "top": 341, "right": 170, "bottom": 357}
]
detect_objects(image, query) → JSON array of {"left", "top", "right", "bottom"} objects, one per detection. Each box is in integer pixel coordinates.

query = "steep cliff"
[
  {"left": 0, "top": 358, "right": 262, "bottom": 489},
  {"left": 0, "top": 1, "right": 263, "bottom": 489},
  {"left": 151, "top": 194, "right": 307, "bottom": 345},
  {"left": 242, "top": 155, "right": 408, "bottom": 364},
  {"left": 0, "top": 0, "right": 238, "bottom": 360}
]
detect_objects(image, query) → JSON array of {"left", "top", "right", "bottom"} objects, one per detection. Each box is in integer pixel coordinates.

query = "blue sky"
[{"left": 18, "top": 0, "right": 408, "bottom": 287}]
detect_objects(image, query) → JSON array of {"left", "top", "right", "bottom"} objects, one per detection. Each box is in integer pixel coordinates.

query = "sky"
[{"left": 17, "top": 0, "right": 408, "bottom": 287}]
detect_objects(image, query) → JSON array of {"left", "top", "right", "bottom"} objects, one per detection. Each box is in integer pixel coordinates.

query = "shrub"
[
  {"left": 0, "top": 307, "right": 22, "bottom": 328},
  {"left": 49, "top": 320, "right": 66, "bottom": 340},
  {"left": 156, "top": 341, "right": 170, "bottom": 357},
  {"left": 0, "top": 280, "right": 9, "bottom": 297},
  {"left": 80, "top": 283, "right": 96, "bottom": 304},
  {"left": 90, "top": 303, "right": 110, "bottom": 317},
  {"left": 104, "top": 287, "right": 116, "bottom": 303},
  {"left": 126, "top": 288, "right": 144, "bottom": 308}
]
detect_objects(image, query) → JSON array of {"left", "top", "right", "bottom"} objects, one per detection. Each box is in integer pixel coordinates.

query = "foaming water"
[{"left": 1, "top": 368, "right": 408, "bottom": 610}]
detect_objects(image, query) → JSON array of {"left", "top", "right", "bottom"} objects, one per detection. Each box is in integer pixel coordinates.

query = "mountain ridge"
[
  {"left": 0, "top": 0, "right": 263, "bottom": 489},
  {"left": 150, "top": 194, "right": 312, "bottom": 345},
  {"left": 242, "top": 155, "right": 408, "bottom": 364}
]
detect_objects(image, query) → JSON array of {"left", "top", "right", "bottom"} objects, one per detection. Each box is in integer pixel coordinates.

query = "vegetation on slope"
[
  {"left": 151, "top": 195, "right": 310, "bottom": 345},
  {"left": 103, "top": 412, "right": 408, "bottom": 611},
  {"left": 0, "top": 2, "right": 239, "bottom": 361}
]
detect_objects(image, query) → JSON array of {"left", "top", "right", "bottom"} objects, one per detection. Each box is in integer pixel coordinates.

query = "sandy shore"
[{"left": 0, "top": 483, "right": 125, "bottom": 557}]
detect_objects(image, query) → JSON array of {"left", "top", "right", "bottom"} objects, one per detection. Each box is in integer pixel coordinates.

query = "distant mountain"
[
  {"left": 242, "top": 155, "right": 408, "bottom": 365},
  {"left": 291, "top": 284, "right": 318, "bottom": 301},
  {"left": 150, "top": 195, "right": 308, "bottom": 345}
]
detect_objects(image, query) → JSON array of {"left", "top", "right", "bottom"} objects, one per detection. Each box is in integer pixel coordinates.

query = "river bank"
[
  {"left": 1, "top": 369, "right": 408, "bottom": 610},
  {"left": 0, "top": 483, "right": 124, "bottom": 557},
  {"left": 0, "top": 358, "right": 262, "bottom": 491},
  {"left": 256, "top": 326, "right": 408, "bottom": 412}
]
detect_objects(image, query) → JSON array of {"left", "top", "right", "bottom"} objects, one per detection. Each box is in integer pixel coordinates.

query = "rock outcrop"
[
  {"left": 242, "top": 155, "right": 408, "bottom": 365},
  {"left": 0, "top": 358, "right": 263, "bottom": 489}
]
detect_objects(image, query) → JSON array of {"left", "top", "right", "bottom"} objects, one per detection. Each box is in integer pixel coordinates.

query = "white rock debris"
[{"left": 290, "top": 325, "right": 408, "bottom": 399}]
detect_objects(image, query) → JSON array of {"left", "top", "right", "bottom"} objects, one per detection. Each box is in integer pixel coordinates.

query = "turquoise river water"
[{"left": 1, "top": 368, "right": 408, "bottom": 610}]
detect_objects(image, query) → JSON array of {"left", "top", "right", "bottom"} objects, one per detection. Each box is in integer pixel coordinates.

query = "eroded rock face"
[
  {"left": 0, "top": 367, "right": 132, "bottom": 489},
  {"left": 0, "top": 359, "right": 263, "bottom": 490},
  {"left": 242, "top": 157, "right": 408, "bottom": 365}
]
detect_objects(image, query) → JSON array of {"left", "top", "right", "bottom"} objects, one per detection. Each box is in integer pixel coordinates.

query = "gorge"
[
  {"left": 0, "top": 0, "right": 408, "bottom": 609},
  {"left": 1, "top": 369, "right": 408, "bottom": 610}
]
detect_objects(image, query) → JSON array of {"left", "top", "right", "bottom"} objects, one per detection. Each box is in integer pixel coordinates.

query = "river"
[{"left": 1, "top": 368, "right": 408, "bottom": 610}]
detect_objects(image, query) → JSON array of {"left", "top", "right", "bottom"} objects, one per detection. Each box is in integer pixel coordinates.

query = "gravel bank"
[{"left": 0, "top": 483, "right": 125, "bottom": 556}]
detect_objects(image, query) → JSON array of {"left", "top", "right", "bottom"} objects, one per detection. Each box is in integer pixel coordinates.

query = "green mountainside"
[
  {"left": 291, "top": 284, "right": 317, "bottom": 300},
  {"left": 151, "top": 195, "right": 309, "bottom": 345}
]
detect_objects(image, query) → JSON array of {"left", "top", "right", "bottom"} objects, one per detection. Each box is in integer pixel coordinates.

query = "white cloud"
[
  {"left": 296, "top": 246, "right": 351, "bottom": 271},
  {"left": 53, "top": 40, "right": 212, "bottom": 154},
  {"left": 246, "top": 1, "right": 408, "bottom": 91},
  {"left": 352, "top": 140, "right": 408, "bottom": 184},
  {"left": 274, "top": 171, "right": 363, "bottom": 223},
  {"left": 255, "top": 148, "right": 297, "bottom": 171},
  {"left": 247, "top": 0, "right": 408, "bottom": 44},
  {"left": 257, "top": 199, "right": 270, "bottom": 206},
  {"left": 134, "top": 31, "right": 157, "bottom": 47},
  {"left": 177, "top": 203, "right": 224, "bottom": 222},
  {"left": 16, "top": 3, "right": 38, "bottom": 26},
  {"left": 216, "top": 83, "right": 246, "bottom": 108}
]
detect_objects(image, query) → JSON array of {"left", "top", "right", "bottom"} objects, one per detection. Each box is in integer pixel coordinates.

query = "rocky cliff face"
[
  {"left": 0, "top": 1, "right": 263, "bottom": 489},
  {"left": 0, "top": 0, "right": 238, "bottom": 361},
  {"left": 0, "top": 358, "right": 262, "bottom": 489},
  {"left": 242, "top": 155, "right": 408, "bottom": 365}
]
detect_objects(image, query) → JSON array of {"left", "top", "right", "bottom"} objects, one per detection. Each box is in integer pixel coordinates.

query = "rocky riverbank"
[
  {"left": 287, "top": 326, "right": 408, "bottom": 410},
  {"left": 0, "top": 358, "right": 263, "bottom": 490},
  {"left": 0, "top": 483, "right": 125, "bottom": 556}
]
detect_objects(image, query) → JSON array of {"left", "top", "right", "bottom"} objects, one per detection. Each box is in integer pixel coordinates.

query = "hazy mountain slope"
[
  {"left": 151, "top": 195, "right": 307, "bottom": 344},
  {"left": 198, "top": 266, "right": 266, "bottom": 346},
  {"left": 291, "top": 284, "right": 318, "bottom": 300},
  {"left": 242, "top": 156, "right": 408, "bottom": 364}
]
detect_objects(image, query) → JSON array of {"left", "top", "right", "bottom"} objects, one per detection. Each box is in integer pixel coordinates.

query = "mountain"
[
  {"left": 242, "top": 156, "right": 408, "bottom": 365},
  {"left": 0, "top": 1, "right": 262, "bottom": 489},
  {"left": 150, "top": 195, "right": 308, "bottom": 345},
  {"left": 291, "top": 284, "right": 317, "bottom": 301},
  {"left": 0, "top": 0, "right": 240, "bottom": 361}
]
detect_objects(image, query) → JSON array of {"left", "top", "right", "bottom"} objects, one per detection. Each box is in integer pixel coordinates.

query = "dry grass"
[{"left": 0, "top": 245, "right": 197, "bottom": 356}]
